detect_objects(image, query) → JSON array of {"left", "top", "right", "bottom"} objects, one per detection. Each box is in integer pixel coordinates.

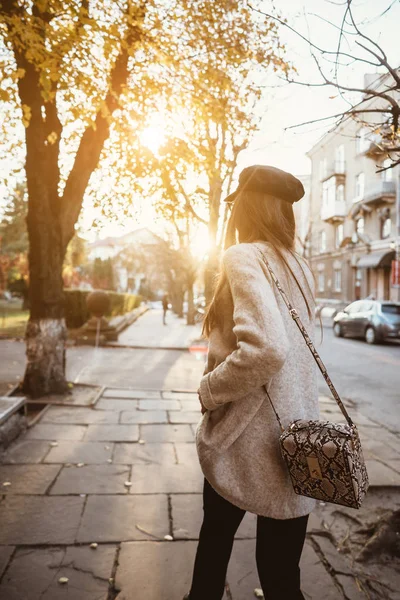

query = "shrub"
[{"left": 64, "top": 289, "right": 142, "bottom": 329}]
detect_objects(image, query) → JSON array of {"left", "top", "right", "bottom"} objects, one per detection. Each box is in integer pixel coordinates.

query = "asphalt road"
[
  {"left": 0, "top": 325, "right": 398, "bottom": 431},
  {"left": 315, "top": 325, "right": 400, "bottom": 432}
]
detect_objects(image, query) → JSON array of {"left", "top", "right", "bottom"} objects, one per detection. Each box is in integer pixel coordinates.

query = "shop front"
[{"left": 356, "top": 249, "right": 395, "bottom": 300}]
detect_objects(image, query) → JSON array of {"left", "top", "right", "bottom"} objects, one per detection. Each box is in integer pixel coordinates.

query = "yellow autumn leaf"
[
  {"left": 0, "top": 89, "right": 10, "bottom": 102},
  {"left": 47, "top": 131, "right": 58, "bottom": 144},
  {"left": 22, "top": 104, "right": 32, "bottom": 128}
]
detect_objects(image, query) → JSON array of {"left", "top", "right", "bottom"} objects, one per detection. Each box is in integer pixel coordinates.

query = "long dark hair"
[{"left": 202, "top": 190, "right": 314, "bottom": 338}]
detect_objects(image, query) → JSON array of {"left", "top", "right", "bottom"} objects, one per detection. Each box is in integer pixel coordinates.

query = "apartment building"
[{"left": 307, "top": 97, "right": 399, "bottom": 304}]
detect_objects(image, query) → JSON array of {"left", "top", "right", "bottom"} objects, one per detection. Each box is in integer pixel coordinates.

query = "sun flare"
[
  {"left": 190, "top": 228, "right": 210, "bottom": 259},
  {"left": 139, "top": 125, "right": 166, "bottom": 155}
]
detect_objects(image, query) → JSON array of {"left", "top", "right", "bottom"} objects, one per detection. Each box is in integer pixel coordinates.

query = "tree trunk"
[
  {"left": 23, "top": 318, "right": 68, "bottom": 398},
  {"left": 175, "top": 290, "right": 184, "bottom": 318},
  {"left": 22, "top": 196, "right": 69, "bottom": 398},
  {"left": 186, "top": 283, "right": 195, "bottom": 325}
]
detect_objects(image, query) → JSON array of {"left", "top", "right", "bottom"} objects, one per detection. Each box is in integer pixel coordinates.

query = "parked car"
[{"left": 333, "top": 300, "right": 400, "bottom": 344}]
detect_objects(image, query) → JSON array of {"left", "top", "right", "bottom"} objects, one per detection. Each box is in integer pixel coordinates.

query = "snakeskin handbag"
[{"left": 258, "top": 249, "right": 369, "bottom": 509}]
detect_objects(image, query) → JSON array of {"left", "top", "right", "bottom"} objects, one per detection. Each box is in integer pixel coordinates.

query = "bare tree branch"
[{"left": 249, "top": 4, "right": 381, "bottom": 67}]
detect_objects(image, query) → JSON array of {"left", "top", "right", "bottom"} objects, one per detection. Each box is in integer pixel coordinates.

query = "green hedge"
[{"left": 64, "top": 289, "right": 142, "bottom": 329}]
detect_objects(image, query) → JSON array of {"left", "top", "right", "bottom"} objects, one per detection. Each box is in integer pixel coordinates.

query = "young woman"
[{"left": 184, "top": 165, "right": 319, "bottom": 600}]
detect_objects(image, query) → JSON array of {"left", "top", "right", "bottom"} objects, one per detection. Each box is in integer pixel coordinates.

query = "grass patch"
[{"left": 0, "top": 299, "right": 29, "bottom": 338}]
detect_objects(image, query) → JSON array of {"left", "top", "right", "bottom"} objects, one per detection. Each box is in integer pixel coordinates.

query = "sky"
[
  {"left": 1, "top": 0, "right": 399, "bottom": 244},
  {"left": 242, "top": 0, "right": 400, "bottom": 175},
  {"left": 95, "top": 0, "right": 400, "bottom": 241}
]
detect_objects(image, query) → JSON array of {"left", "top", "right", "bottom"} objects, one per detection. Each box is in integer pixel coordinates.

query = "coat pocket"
[{"left": 196, "top": 388, "right": 265, "bottom": 457}]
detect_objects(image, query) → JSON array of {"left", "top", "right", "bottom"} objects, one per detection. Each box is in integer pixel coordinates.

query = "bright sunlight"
[{"left": 139, "top": 124, "right": 166, "bottom": 155}]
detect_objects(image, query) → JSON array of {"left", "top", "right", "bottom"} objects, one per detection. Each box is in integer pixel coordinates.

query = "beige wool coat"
[{"left": 195, "top": 241, "right": 320, "bottom": 519}]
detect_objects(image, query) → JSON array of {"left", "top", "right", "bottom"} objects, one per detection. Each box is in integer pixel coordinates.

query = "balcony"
[
  {"left": 364, "top": 139, "right": 385, "bottom": 158},
  {"left": 321, "top": 200, "right": 347, "bottom": 223},
  {"left": 363, "top": 181, "right": 396, "bottom": 207},
  {"left": 320, "top": 161, "right": 346, "bottom": 182}
]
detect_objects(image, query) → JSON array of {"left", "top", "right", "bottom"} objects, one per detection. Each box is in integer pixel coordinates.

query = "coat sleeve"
[{"left": 199, "top": 244, "right": 290, "bottom": 411}]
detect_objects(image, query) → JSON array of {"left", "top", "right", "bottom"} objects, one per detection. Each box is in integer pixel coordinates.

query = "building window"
[
  {"left": 382, "top": 159, "right": 393, "bottom": 181},
  {"left": 382, "top": 217, "right": 392, "bottom": 239},
  {"left": 355, "top": 172, "right": 365, "bottom": 200},
  {"left": 320, "top": 230, "right": 327, "bottom": 253},
  {"left": 356, "top": 217, "right": 364, "bottom": 235},
  {"left": 336, "top": 184, "right": 345, "bottom": 203},
  {"left": 334, "top": 269, "right": 342, "bottom": 292},
  {"left": 318, "top": 273, "right": 325, "bottom": 292},
  {"left": 336, "top": 223, "right": 344, "bottom": 248},
  {"left": 335, "top": 145, "right": 345, "bottom": 172},
  {"left": 322, "top": 180, "right": 328, "bottom": 209},
  {"left": 319, "top": 158, "right": 327, "bottom": 180},
  {"left": 356, "top": 127, "right": 369, "bottom": 154}
]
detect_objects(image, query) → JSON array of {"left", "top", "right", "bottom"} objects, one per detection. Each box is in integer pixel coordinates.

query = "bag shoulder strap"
[{"left": 255, "top": 245, "right": 354, "bottom": 429}]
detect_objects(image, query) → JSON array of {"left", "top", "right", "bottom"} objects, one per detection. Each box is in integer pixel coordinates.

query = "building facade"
[{"left": 307, "top": 108, "right": 399, "bottom": 305}]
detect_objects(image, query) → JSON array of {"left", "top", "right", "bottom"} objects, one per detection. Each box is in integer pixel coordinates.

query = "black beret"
[{"left": 224, "top": 165, "right": 305, "bottom": 204}]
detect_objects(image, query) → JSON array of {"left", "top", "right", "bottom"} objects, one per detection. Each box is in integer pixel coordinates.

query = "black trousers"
[{"left": 189, "top": 478, "right": 309, "bottom": 600}]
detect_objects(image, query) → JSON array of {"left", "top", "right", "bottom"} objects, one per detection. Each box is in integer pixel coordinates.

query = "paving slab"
[
  {"left": 0, "top": 545, "right": 116, "bottom": 600},
  {"left": 388, "top": 459, "right": 400, "bottom": 473},
  {"left": 174, "top": 442, "right": 200, "bottom": 467},
  {"left": 130, "top": 464, "right": 203, "bottom": 493},
  {"left": 138, "top": 399, "right": 180, "bottom": 411},
  {"left": 226, "top": 539, "right": 340, "bottom": 600},
  {"left": 336, "top": 574, "right": 371, "bottom": 600},
  {"left": 365, "top": 460, "right": 400, "bottom": 486},
  {"left": 77, "top": 494, "right": 169, "bottom": 542},
  {"left": 0, "top": 464, "right": 60, "bottom": 494},
  {"left": 0, "top": 546, "right": 14, "bottom": 579},
  {"left": 358, "top": 426, "right": 400, "bottom": 454},
  {"left": 24, "top": 424, "right": 87, "bottom": 441},
  {"left": 50, "top": 464, "right": 131, "bottom": 495},
  {"left": 84, "top": 424, "right": 139, "bottom": 442},
  {"left": 171, "top": 494, "right": 257, "bottom": 540},
  {"left": 319, "top": 408, "right": 381, "bottom": 429},
  {"left": 103, "top": 388, "right": 161, "bottom": 399},
  {"left": 113, "top": 442, "right": 176, "bottom": 465},
  {"left": 41, "top": 406, "right": 119, "bottom": 424},
  {"left": 95, "top": 398, "right": 139, "bottom": 411},
  {"left": 310, "top": 533, "right": 353, "bottom": 575},
  {"left": 162, "top": 391, "right": 199, "bottom": 401},
  {"left": 307, "top": 511, "right": 324, "bottom": 533},
  {"left": 361, "top": 438, "right": 400, "bottom": 462},
  {"left": 0, "top": 440, "right": 51, "bottom": 464},
  {"left": 44, "top": 441, "right": 114, "bottom": 464},
  {"left": 168, "top": 411, "right": 201, "bottom": 424},
  {"left": 120, "top": 409, "right": 167, "bottom": 424},
  {"left": 175, "top": 400, "right": 201, "bottom": 411},
  {"left": 140, "top": 424, "right": 194, "bottom": 443},
  {"left": 0, "top": 496, "right": 85, "bottom": 544},
  {"left": 115, "top": 541, "right": 208, "bottom": 600},
  {"left": 28, "top": 384, "right": 102, "bottom": 407}
]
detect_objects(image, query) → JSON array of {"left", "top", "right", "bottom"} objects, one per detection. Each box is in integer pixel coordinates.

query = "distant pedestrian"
[
  {"left": 162, "top": 294, "right": 169, "bottom": 325},
  {"left": 184, "top": 165, "right": 318, "bottom": 600}
]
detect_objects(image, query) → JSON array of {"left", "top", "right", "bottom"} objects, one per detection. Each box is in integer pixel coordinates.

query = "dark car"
[{"left": 333, "top": 300, "right": 400, "bottom": 344}]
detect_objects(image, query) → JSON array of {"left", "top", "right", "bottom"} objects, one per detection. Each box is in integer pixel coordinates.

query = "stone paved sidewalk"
[
  {"left": 0, "top": 387, "right": 400, "bottom": 599},
  {"left": 115, "top": 309, "right": 203, "bottom": 349}
]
